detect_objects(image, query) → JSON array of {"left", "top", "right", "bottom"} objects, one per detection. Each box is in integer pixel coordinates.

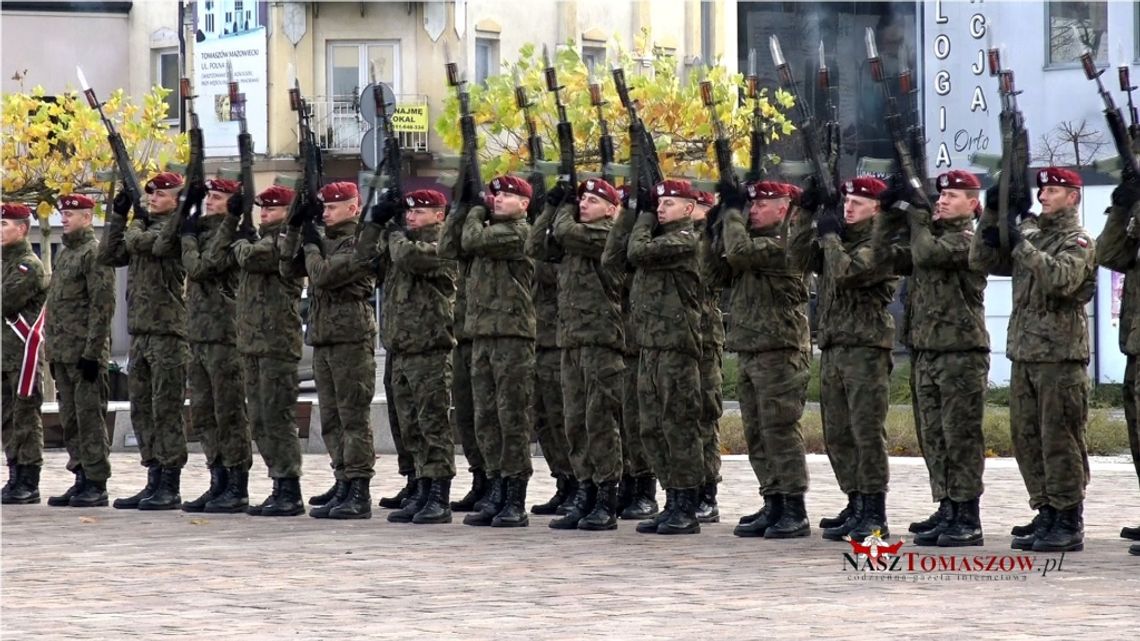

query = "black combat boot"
[
  {"left": 657, "top": 487, "right": 701, "bottom": 535},
  {"left": 388, "top": 478, "right": 431, "bottom": 523},
  {"left": 848, "top": 492, "right": 890, "bottom": 541},
  {"left": 1010, "top": 507, "right": 1049, "bottom": 536},
  {"left": 616, "top": 474, "right": 635, "bottom": 514},
  {"left": 578, "top": 481, "right": 619, "bottom": 531},
  {"left": 822, "top": 494, "right": 866, "bottom": 541},
  {"left": 734, "top": 494, "right": 784, "bottom": 538},
  {"left": 463, "top": 475, "right": 504, "bottom": 526},
  {"left": 450, "top": 468, "right": 487, "bottom": 512},
  {"left": 914, "top": 500, "right": 956, "bottom": 546},
  {"left": 69, "top": 478, "right": 109, "bottom": 508},
  {"left": 621, "top": 475, "right": 659, "bottom": 520},
  {"left": 820, "top": 492, "right": 857, "bottom": 529},
  {"left": 556, "top": 476, "right": 580, "bottom": 515},
  {"left": 1032, "top": 503, "right": 1084, "bottom": 552},
  {"left": 261, "top": 478, "right": 304, "bottom": 517},
  {"left": 1130, "top": 543, "right": 1140, "bottom": 556},
  {"left": 48, "top": 468, "right": 85, "bottom": 506},
  {"left": 1120, "top": 525, "right": 1140, "bottom": 540},
  {"left": 491, "top": 477, "right": 529, "bottom": 528},
  {"left": 695, "top": 482, "right": 719, "bottom": 524},
  {"left": 181, "top": 466, "right": 227, "bottom": 513},
  {"left": 1, "top": 461, "right": 15, "bottom": 501},
  {"left": 204, "top": 467, "right": 250, "bottom": 513},
  {"left": 938, "top": 498, "right": 984, "bottom": 547},
  {"left": 378, "top": 474, "right": 415, "bottom": 509},
  {"left": 550, "top": 480, "right": 596, "bottom": 530},
  {"left": 113, "top": 463, "right": 160, "bottom": 509},
  {"left": 308, "top": 478, "right": 344, "bottom": 506},
  {"left": 765, "top": 494, "right": 810, "bottom": 539},
  {"left": 138, "top": 467, "right": 182, "bottom": 510},
  {"left": 413, "top": 478, "right": 453, "bottom": 524},
  {"left": 530, "top": 474, "right": 571, "bottom": 515},
  {"left": 1011, "top": 505, "right": 1055, "bottom": 550},
  {"left": 910, "top": 498, "right": 953, "bottom": 533},
  {"left": 247, "top": 479, "right": 280, "bottom": 516},
  {"left": 637, "top": 488, "right": 675, "bottom": 533},
  {"left": 2, "top": 465, "right": 41, "bottom": 504},
  {"left": 328, "top": 478, "right": 372, "bottom": 520},
  {"left": 309, "top": 480, "right": 351, "bottom": 518}
]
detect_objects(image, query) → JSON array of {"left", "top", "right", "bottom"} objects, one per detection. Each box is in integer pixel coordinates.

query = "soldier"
[
  {"left": 790, "top": 176, "right": 898, "bottom": 541},
  {"left": 971, "top": 167, "right": 1095, "bottom": 552},
  {"left": 1095, "top": 175, "right": 1140, "bottom": 557},
  {"left": 280, "top": 182, "right": 377, "bottom": 519},
  {"left": 711, "top": 181, "right": 813, "bottom": 539},
  {"left": 1, "top": 202, "right": 47, "bottom": 504},
  {"left": 180, "top": 178, "right": 251, "bottom": 513},
  {"left": 44, "top": 195, "right": 115, "bottom": 508},
  {"left": 459, "top": 175, "right": 535, "bottom": 528},
  {"left": 217, "top": 184, "right": 306, "bottom": 516},
  {"left": 100, "top": 172, "right": 189, "bottom": 510},
  {"left": 691, "top": 189, "right": 725, "bottom": 523}
]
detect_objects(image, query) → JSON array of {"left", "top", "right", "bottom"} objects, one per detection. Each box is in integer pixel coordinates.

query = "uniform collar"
[
  {"left": 324, "top": 218, "right": 358, "bottom": 239},
  {"left": 1038, "top": 207, "right": 1078, "bottom": 230},
  {"left": 62, "top": 226, "right": 96, "bottom": 247}
]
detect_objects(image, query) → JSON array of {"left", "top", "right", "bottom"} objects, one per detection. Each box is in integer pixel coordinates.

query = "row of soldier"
[{"left": 2, "top": 158, "right": 1139, "bottom": 555}]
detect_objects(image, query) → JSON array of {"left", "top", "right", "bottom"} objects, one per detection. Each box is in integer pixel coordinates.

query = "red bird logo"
[{"left": 845, "top": 530, "right": 905, "bottom": 561}]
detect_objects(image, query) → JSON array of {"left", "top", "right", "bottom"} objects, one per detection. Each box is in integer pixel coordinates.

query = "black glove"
[
  {"left": 717, "top": 178, "right": 746, "bottom": 211},
  {"left": 302, "top": 218, "right": 322, "bottom": 247},
  {"left": 1111, "top": 180, "right": 1140, "bottom": 210},
  {"left": 180, "top": 211, "right": 199, "bottom": 236},
  {"left": 981, "top": 225, "right": 1000, "bottom": 248},
  {"left": 1007, "top": 217, "right": 1022, "bottom": 248},
  {"left": 185, "top": 180, "right": 208, "bottom": 208},
  {"left": 799, "top": 176, "right": 836, "bottom": 213},
  {"left": 287, "top": 195, "right": 307, "bottom": 228},
  {"left": 546, "top": 181, "right": 572, "bottom": 208},
  {"left": 112, "top": 190, "right": 133, "bottom": 217},
  {"left": 1010, "top": 183, "right": 1032, "bottom": 215},
  {"left": 815, "top": 210, "right": 844, "bottom": 239},
  {"left": 304, "top": 195, "right": 324, "bottom": 223},
  {"left": 369, "top": 194, "right": 404, "bottom": 227},
  {"left": 635, "top": 184, "right": 655, "bottom": 212},
  {"left": 226, "top": 193, "right": 244, "bottom": 217},
  {"left": 877, "top": 176, "right": 908, "bottom": 210},
  {"left": 77, "top": 357, "right": 101, "bottom": 383}
]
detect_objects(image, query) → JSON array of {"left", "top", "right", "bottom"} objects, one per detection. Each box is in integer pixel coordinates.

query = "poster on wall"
[{"left": 192, "top": 1, "right": 269, "bottom": 156}]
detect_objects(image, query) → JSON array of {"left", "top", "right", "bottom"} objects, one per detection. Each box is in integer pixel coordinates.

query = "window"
[
  {"left": 581, "top": 44, "right": 606, "bottom": 74},
  {"left": 475, "top": 37, "right": 500, "bottom": 86},
  {"left": 1046, "top": 1, "right": 1108, "bottom": 66},
  {"left": 328, "top": 41, "right": 400, "bottom": 99},
  {"left": 153, "top": 48, "right": 180, "bottom": 122}
]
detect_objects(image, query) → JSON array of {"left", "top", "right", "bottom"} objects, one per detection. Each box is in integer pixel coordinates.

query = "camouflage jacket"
[
  {"left": 627, "top": 211, "right": 701, "bottom": 357},
  {"left": 1, "top": 239, "right": 47, "bottom": 372},
  {"left": 461, "top": 206, "right": 535, "bottom": 340},
  {"left": 524, "top": 203, "right": 562, "bottom": 350},
  {"left": 182, "top": 215, "right": 238, "bottom": 345},
  {"left": 45, "top": 227, "right": 115, "bottom": 364},
  {"left": 438, "top": 203, "right": 474, "bottom": 343},
  {"left": 1096, "top": 201, "right": 1140, "bottom": 355},
  {"left": 99, "top": 211, "right": 186, "bottom": 339},
  {"left": 971, "top": 207, "right": 1095, "bottom": 363},
  {"left": 381, "top": 223, "right": 457, "bottom": 354},
  {"left": 715, "top": 207, "right": 812, "bottom": 354},
  {"left": 546, "top": 202, "right": 623, "bottom": 351},
  {"left": 602, "top": 206, "right": 640, "bottom": 355},
  {"left": 286, "top": 219, "right": 377, "bottom": 346},
  {"left": 219, "top": 217, "right": 304, "bottom": 361},
  {"left": 695, "top": 219, "right": 726, "bottom": 350}
]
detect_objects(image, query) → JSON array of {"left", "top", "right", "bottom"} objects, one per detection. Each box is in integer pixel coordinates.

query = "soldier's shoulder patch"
[
  {"left": 17, "top": 264, "right": 28, "bottom": 273},
  {"left": 1075, "top": 235, "right": 1090, "bottom": 248}
]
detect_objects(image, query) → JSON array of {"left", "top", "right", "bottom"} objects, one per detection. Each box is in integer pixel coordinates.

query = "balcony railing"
[{"left": 307, "top": 94, "right": 430, "bottom": 155}]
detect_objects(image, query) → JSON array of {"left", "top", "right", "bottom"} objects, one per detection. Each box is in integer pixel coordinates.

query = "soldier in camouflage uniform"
[
  {"left": 791, "top": 176, "right": 898, "bottom": 542},
  {"left": 690, "top": 190, "right": 725, "bottom": 523},
  {"left": 457, "top": 175, "right": 535, "bottom": 528},
  {"left": 1095, "top": 176, "right": 1140, "bottom": 557},
  {"left": 218, "top": 184, "right": 306, "bottom": 516},
  {"left": 281, "top": 181, "right": 377, "bottom": 519},
  {"left": 100, "top": 172, "right": 189, "bottom": 511},
  {"left": 972, "top": 167, "right": 1096, "bottom": 553},
  {"left": 1, "top": 203, "right": 47, "bottom": 504},
  {"left": 180, "top": 178, "right": 251, "bottom": 513},
  {"left": 44, "top": 195, "right": 115, "bottom": 508}
]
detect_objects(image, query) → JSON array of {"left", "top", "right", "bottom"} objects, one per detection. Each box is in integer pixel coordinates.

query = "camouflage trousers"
[
  {"left": 638, "top": 349, "right": 702, "bottom": 490},
  {"left": 820, "top": 346, "right": 891, "bottom": 495},
  {"left": 471, "top": 337, "right": 534, "bottom": 480},
  {"left": 914, "top": 350, "right": 988, "bottom": 502},
  {"left": 1, "top": 368, "right": 43, "bottom": 467},
  {"left": 242, "top": 355, "right": 302, "bottom": 479},
  {"left": 561, "top": 346, "right": 624, "bottom": 484},
  {"left": 1122, "top": 355, "right": 1140, "bottom": 490},
  {"left": 392, "top": 350, "right": 456, "bottom": 479},
  {"left": 534, "top": 347, "right": 572, "bottom": 478},
  {"left": 128, "top": 334, "right": 188, "bottom": 469},
  {"left": 908, "top": 356, "right": 932, "bottom": 495},
  {"left": 1010, "top": 361, "right": 1090, "bottom": 510},
  {"left": 621, "top": 353, "right": 653, "bottom": 478},
  {"left": 313, "top": 341, "right": 376, "bottom": 481},
  {"left": 738, "top": 349, "right": 811, "bottom": 495},
  {"left": 188, "top": 342, "right": 251, "bottom": 470},
  {"left": 699, "top": 343, "right": 724, "bottom": 485},
  {"left": 53, "top": 362, "right": 111, "bottom": 482},
  {"left": 452, "top": 341, "right": 486, "bottom": 472},
  {"left": 383, "top": 352, "right": 414, "bottom": 477}
]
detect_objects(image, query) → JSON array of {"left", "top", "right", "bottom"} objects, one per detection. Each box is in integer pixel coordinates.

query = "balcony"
[{"left": 307, "top": 94, "right": 430, "bottom": 156}]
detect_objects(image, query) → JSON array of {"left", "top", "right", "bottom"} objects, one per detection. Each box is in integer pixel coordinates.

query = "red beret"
[
  {"left": 694, "top": 191, "right": 716, "bottom": 207},
  {"left": 784, "top": 184, "right": 803, "bottom": 204},
  {"left": 145, "top": 171, "right": 184, "bottom": 193},
  {"left": 319, "top": 181, "right": 360, "bottom": 203},
  {"left": 254, "top": 185, "right": 295, "bottom": 207},
  {"left": 578, "top": 178, "right": 620, "bottom": 206},
  {"left": 57, "top": 194, "right": 96, "bottom": 210},
  {"left": 205, "top": 178, "right": 241, "bottom": 194},
  {"left": 1, "top": 203, "right": 32, "bottom": 220},
  {"left": 936, "top": 170, "right": 982, "bottom": 192},
  {"left": 1036, "top": 167, "right": 1082, "bottom": 189},
  {"left": 488, "top": 175, "right": 533, "bottom": 199},
  {"left": 405, "top": 189, "right": 447, "bottom": 209},
  {"left": 655, "top": 179, "right": 695, "bottom": 200},
  {"left": 842, "top": 176, "right": 888, "bottom": 200},
  {"left": 747, "top": 181, "right": 789, "bottom": 200}
]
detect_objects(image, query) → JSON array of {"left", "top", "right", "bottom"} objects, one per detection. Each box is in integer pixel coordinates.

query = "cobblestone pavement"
[{"left": 3, "top": 452, "right": 1138, "bottom": 640}]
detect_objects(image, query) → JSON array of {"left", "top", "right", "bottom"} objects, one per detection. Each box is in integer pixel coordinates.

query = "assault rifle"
[
  {"left": 288, "top": 76, "right": 324, "bottom": 210},
  {"left": 987, "top": 45, "right": 1030, "bottom": 252},
  {"left": 543, "top": 45, "right": 577, "bottom": 188},
  {"left": 513, "top": 67, "right": 547, "bottom": 211},
  {"left": 769, "top": 36, "right": 837, "bottom": 206},
  {"left": 818, "top": 42, "right": 841, "bottom": 189},
  {"left": 78, "top": 66, "right": 145, "bottom": 214},
  {"left": 173, "top": 75, "right": 205, "bottom": 225},
  {"left": 227, "top": 62, "right": 255, "bottom": 235},
  {"left": 1120, "top": 64, "right": 1140, "bottom": 153},
  {"left": 588, "top": 65, "right": 615, "bottom": 184},
  {"left": 612, "top": 61, "right": 664, "bottom": 188},
  {"left": 865, "top": 29, "right": 931, "bottom": 210},
  {"left": 898, "top": 63, "right": 928, "bottom": 189},
  {"left": 1080, "top": 46, "right": 1140, "bottom": 181},
  {"left": 362, "top": 64, "right": 402, "bottom": 210},
  {"left": 446, "top": 45, "right": 483, "bottom": 207},
  {"left": 699, "top": 67, "right": 737, "bottom": 187}
]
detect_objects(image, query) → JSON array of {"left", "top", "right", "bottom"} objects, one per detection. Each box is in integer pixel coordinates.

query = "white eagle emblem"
[
  {"left": 657, "top": 184, "right": 666, "bottom": 195},
  {"left": 939, "top": 175, "right": 949, "bottom": 187},
  {"left": 406, "top": 197, "right": 415, "bottom": 207},
  {"left": 1039, "top": 170, "right": 1049, "bottom": 183},
  {"left": 587, "top": 180, "right": 595, "bottom": 190},
  {"left": 844, "top": 181, "right": 854, "bottom": 192},
  {"left": 492, "top": 179, "right": 501, "bottom": 189}
]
